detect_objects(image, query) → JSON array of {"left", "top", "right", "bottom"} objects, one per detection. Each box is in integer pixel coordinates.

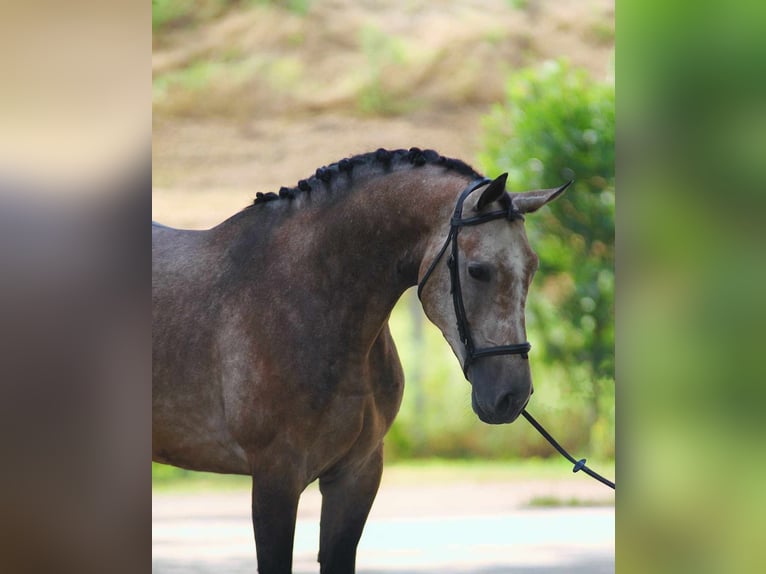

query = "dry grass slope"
[{"left": 153, "top": 0, "right": 614, "bottom": 229}]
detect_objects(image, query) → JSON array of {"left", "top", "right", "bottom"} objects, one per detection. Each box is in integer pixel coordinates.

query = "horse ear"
[
  {"left": 512, "top": 180, "right": 572, "bottom": 213},
  {"left": 476, "top": 173, "right": 508, "bottom": 211}
]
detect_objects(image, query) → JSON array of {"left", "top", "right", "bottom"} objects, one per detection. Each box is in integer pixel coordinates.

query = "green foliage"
[
  {"left": 357, "top": 25, "right": 411, "bottom": 116},
  {"left": 152, "top": 0, "right": 194, "bottom": 30},
  {"left": 152, "top": 0, "right": 310, "bottom": 32},
  {"left": 588, "top": 20, "right": 616, "bottom": 46},
  {"left": 153, "top": 59, "right": 222, "bottom": 96},
  {"left": 152, "top": 461, "right": 195, "bottom": 482},
  {"left": 152, "top": 462, "right": 251, "bottom": 490},
  {"left": 506, "top": 0, "right": 530, "bottom": 10},
  {"left": 247, "top": 0, "right": 312, "bottom": 16},
  {"left": 527, "top": 495, "right": 613, "bottom": 508},
  {"left": 479, "top": 59, "right": 614, "bottom": 454},
  {"left": 152, "top": 0, "right": 229, "bottom": 31}
]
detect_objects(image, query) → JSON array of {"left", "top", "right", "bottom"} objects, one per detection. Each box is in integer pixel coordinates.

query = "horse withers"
[{"left": 152, "top": 148, "right": 566, "bottom": 573}]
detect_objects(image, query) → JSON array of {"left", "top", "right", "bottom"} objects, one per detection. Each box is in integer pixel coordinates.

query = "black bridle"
[
  {"left": 417, "top": 177, "right": 616, "bottom": 491},
  {"left": 417, "top": 178, "right": 531, "bottom": 375}
]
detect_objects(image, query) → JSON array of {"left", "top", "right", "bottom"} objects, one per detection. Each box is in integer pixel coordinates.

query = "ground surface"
[{"left": 153, "top": 477, "right": 614, "bottom": 573}]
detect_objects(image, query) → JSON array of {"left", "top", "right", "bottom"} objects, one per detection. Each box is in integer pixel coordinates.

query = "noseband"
[{"left": 417, "top": 178, "right": 532, "bottom": 376}]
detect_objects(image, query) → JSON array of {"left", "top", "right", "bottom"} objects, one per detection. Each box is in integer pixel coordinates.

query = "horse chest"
[{"left": 301, "top": 383, "right": 400, "bottom": 481}]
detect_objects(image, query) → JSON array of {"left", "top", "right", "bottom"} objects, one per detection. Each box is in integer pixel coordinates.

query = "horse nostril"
[{"left": 494, "top": 393, "right": 512, "bottom": 414}]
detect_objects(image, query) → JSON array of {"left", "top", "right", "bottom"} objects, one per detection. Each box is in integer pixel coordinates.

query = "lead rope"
[{"left": 521, "top": 409, "right": 615, "bottom": 490}]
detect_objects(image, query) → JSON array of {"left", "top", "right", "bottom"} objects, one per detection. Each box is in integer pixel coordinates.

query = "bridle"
[
  {"left": 417, "top": 178, "right": 531, "bottom": 376},
  {"left": 416, "top": 177, "right": 616, "bottom": 490}
]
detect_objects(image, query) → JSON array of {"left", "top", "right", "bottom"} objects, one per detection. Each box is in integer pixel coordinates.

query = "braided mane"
[{"left": 250, "top": 147, "right": 481, "bottom": 206}]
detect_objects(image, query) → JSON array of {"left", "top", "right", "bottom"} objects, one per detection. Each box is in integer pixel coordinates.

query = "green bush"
[
  {"left": 153, "top": 0, "right": 312, "bottom": 32},
  {"left": 152, "top": 0, "right": 220, "bottom": 31},
  {"left": 479, "top": 59, "right": 615, "bottom": 456},
  {"left": 356, "top": 25, "right": 411, "bottom": 116}
]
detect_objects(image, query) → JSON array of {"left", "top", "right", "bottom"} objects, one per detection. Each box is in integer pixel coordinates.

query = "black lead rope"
[{"left": 521, "top": 409, "right": 615, "bottom": 490}]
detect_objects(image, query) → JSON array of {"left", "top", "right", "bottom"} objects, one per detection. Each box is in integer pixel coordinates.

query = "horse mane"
[{"left": 249, "top": 147, "right": 482, "bottom": 207}]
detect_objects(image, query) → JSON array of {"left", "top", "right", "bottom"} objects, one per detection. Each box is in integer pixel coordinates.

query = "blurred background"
[{"left": 152, "top": 0, "right": 615, "bottom": 478}]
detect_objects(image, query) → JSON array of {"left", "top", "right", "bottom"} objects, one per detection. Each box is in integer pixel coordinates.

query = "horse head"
[{"left": 419, "top": 173, "right": 568, "bottom": 424}]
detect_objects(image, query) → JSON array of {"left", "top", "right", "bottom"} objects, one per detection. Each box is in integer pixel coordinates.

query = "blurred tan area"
[
  {"left": 0, "top": 1, "right": 149, "bottom": 189},
  {"left": 152, "top": 0, "right": 614, "bottom": 228}
]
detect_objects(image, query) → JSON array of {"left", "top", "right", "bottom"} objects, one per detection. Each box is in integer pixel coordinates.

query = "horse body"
[{"left": 152, "top": 149, "right": 564, "bottom": 573}]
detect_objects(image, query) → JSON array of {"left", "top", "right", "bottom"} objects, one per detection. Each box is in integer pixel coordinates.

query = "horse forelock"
[{"left": 248, "top": 147, "right": 481, "bottom": 210}]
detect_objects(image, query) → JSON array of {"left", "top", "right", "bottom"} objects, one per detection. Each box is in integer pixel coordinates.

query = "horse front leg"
[
  {"left": 251, "top": 468, "right": 302, "bottom": 574},
  {"left": 318, "top": 444, "right": 383, "bottom": 574}
]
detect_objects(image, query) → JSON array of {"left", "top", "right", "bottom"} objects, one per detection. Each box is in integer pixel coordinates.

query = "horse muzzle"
[{"left": 468, "top": 358, "right": 532, "bottom": 424}]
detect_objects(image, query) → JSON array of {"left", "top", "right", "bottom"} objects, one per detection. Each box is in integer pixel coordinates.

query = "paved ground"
[{"left": 153, "top": 480, "right": 614, "bottom": 573}]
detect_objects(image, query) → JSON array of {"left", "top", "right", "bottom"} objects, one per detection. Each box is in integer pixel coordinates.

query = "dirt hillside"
[{"left": 152, "top": 0, "right": 614, "bottom": 228}]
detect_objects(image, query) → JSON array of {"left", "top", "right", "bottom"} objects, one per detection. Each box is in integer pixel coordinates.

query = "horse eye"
[{"left": 467, "top": 262, "right": 491, "bottom": 281}]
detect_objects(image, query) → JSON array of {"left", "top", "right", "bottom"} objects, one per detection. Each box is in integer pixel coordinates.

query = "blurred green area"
[
  {"left": 152, "top": 0, "right": 227, "bottom": 31},
  {"left": 152, "top": 0, "right": 310, "bottom": 31},
  {"left": 153, "top": 457, "right": 616, "bottom": 491},
  {"left": 619, "top": 1, "right": 766, "bottom": 573}
]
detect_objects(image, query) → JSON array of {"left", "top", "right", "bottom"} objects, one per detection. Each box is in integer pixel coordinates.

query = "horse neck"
[
  {"left": 235, "top": 167, "right": 471, "bottom": 349},
  {"left": 318, "top": 167, "right": 467, "bottom": 281}
]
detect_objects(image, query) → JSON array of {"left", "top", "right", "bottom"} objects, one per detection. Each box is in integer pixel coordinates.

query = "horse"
[{"left": 152, "top": 147, "right": 567, "bottom": 573}]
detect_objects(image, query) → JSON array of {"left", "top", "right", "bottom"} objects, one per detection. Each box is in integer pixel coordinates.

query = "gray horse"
[{"left": 152, "top": 148, "right": 564, "bottom": 573}]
